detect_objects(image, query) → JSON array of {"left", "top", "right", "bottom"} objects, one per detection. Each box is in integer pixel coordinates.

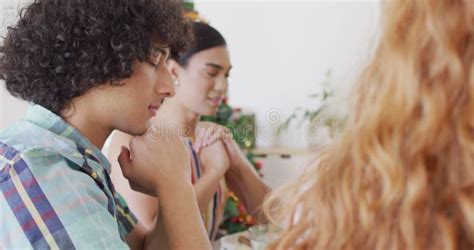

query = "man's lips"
[{"left": 148, "top": 104, "right": 160, "bottom": 115}]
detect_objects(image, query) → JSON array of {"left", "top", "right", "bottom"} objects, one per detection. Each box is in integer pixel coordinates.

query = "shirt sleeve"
[
  {"left": 0, "top": 147, "right": 131, "bottom": 249},
  {"left": 114, "top": 191, "right": 139, "bottom": 237}
]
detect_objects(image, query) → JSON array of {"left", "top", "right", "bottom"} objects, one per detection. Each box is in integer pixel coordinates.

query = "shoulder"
[
  {"left": 0, "top": 141, "right": 130, "bottom": 248},
  {"left": 0, "top": 120, "right": 81, "bottom": 161}
]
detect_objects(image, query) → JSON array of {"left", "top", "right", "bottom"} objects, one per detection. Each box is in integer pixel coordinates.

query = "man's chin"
[{"left": 120, "top": 123, "right": 149, "bottom": 137}]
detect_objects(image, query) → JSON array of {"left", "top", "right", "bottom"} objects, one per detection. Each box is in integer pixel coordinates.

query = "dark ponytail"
[{"left": 177, "top": 22, "right": 226, "bottom": 66}]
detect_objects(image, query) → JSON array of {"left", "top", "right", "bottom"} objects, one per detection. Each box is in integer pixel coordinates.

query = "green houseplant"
[{"left": 277, "top": 70, "right": 347, "bottom": 145}]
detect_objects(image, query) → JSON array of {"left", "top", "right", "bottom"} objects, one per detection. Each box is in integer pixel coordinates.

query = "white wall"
[
  {"left": 1, "top": 88, "right": 27, "bottom": 130},
  {"left": 0, "top": 85, "right": 3, "bottom": 124},
  {"left": 195, "top": 1, "right": 381, "bottom": 146},
  {"left": 0, "top": 0, "right": 30, "bottom": 130}
]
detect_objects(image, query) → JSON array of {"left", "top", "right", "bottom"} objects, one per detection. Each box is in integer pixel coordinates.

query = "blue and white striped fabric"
[{"left": 0, "top": 104, "right": 137, "bottom": 249}]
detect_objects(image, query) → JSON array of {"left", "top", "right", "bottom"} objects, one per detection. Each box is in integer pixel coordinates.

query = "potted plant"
[{"left": 277, "top": 70, "right": 347, "bottom": 146}]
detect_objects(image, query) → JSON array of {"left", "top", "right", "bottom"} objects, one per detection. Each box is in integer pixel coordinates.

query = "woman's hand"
[
  {"left": 195, "top": 122, "right": 270, "bottom": 219},
  {"left": 195, "top": 121, "right": 253, "bottom": 177},
  {"left": 193, "top": 124, "right": 231, "bottom": 212},
  {"left": 195, "top": 122, "right": 231, "bottom": 175},
  {"left": 194, "top": 121, "right": 232, "bottom": 153},
  {"left": 199, "top": 140, "right": 230, "bottom": 176}
]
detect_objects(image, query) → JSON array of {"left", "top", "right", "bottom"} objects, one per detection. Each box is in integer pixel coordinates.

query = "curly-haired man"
[{"left": 0, "top": 0, "right": 210, "bottom": 248}]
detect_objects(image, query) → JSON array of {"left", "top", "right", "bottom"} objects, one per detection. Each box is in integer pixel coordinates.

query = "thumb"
[{"left": 118, "top": 146, "right": 133, "bottom": 177}]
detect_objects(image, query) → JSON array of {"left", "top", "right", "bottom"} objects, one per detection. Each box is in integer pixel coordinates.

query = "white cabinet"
[{"left": 252, "top": 148, "right": 316, "bottom": 189}]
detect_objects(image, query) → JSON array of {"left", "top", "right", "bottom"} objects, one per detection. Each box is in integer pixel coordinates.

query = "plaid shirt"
[{"left": 0, "top": 104, "right": 137, "bottom": 249}]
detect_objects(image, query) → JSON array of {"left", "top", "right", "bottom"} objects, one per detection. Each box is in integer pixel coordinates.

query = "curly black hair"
[{"left": 0, "top": 0, "right": 192, "bottom": 115}]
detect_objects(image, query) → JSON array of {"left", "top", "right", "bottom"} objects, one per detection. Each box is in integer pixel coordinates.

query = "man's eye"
[
  {"left": 150, "top": 53, "right": 162, "bottom": 66},
  {"left": 148, "top": 47, "right": 170, "bottom": 67}
]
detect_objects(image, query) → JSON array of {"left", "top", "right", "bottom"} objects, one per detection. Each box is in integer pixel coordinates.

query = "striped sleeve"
[
  {"left": 114, "top": 191, "right": 138, "bottom": 237},
  {"left": 0, "top": 145, "right": 129, "bottom": 249}
]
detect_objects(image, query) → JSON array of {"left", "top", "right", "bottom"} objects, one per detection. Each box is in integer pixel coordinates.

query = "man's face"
[{"left": 104, "top": 47, "right": 175, "bottom": 135}]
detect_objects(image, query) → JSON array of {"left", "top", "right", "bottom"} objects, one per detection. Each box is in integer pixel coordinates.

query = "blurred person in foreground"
[{"left": 265, "top": 1, "right": 474, "bottom": 249}]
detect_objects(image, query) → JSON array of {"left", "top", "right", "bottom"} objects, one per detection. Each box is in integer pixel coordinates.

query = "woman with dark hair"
[
  {"left": 0, "top": 0, "right": 211, "bottom": 249},
  {"left": 109, "top": 22, "right": 270, "bottom": 242}
]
